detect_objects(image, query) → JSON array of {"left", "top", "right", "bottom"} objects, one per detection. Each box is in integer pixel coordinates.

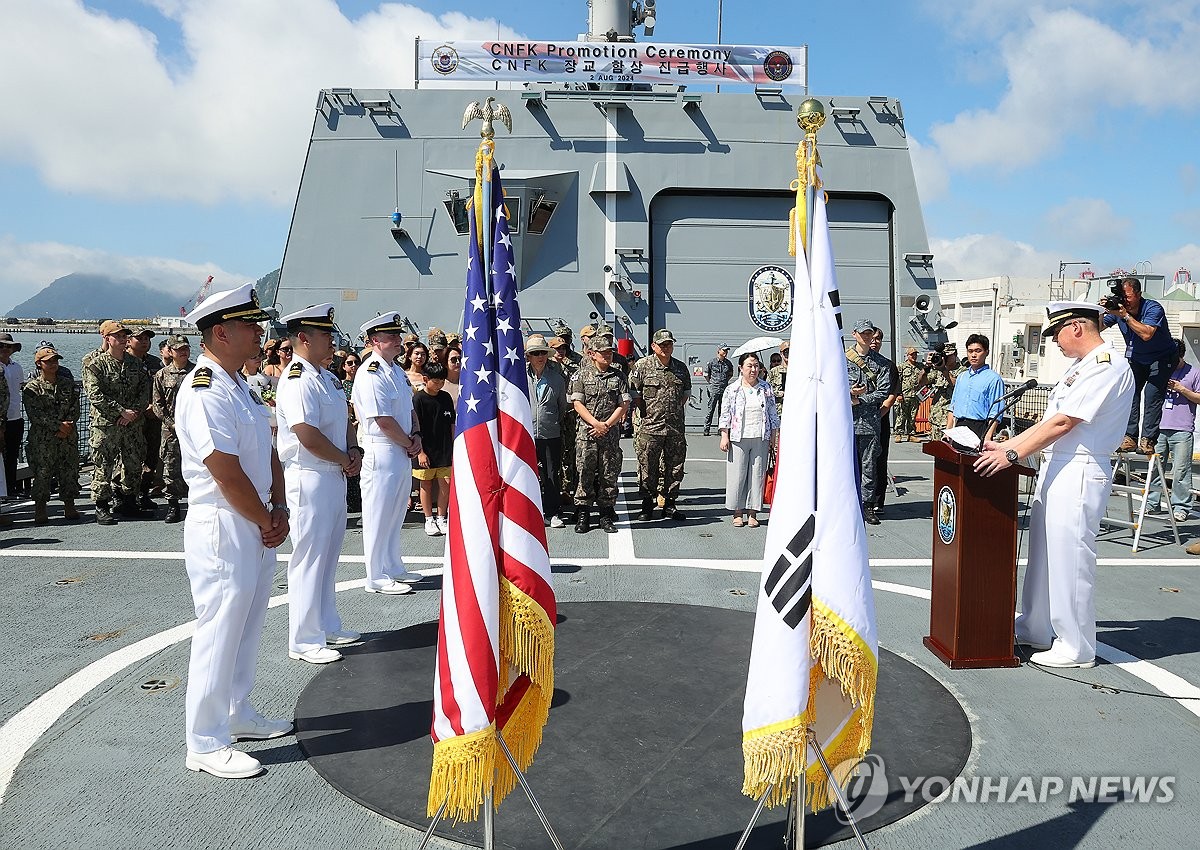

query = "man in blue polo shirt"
[
  {"left": 1102, "top": 277, "right": 1175, "bottom": 454},
  {"left": 946, "top": 333, "right": 1006, "bottom": 441}
]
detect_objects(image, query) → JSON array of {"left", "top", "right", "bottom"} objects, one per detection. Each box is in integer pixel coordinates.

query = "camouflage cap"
[
  {"left": 548, "top": 336, "right": 568, "bottom": 349},
  {"left": 33, "top": 345, "right": 62, "bottom": 363},
  {"left": 652, "top": 328, "right": 676, "bottom": 345},
  {"left": 589, "top": 333, "right": 614, "bottom": 352},
  {"left": 429, "top": 332, "right": 448, "bottom": 350},
  {"left": 780, "top": 340, "right": 790, "bottom": 352},
  {"left": 130, "top": 326, "right": 155, "bottom": 338},
  {"left": 552, "top": 323, "right": 572, "bottom": 339},
  {"left": 99, "top": 320, "right": 131, "bottom": 337},
  {"left": 403, "top": 332, "right": 420, "bottom": 344},
  {"left": 579, "top": 324, "right": 597, "bottom": 339},
  {"left": 166, "top": 334, "right": 191, "bottom": 349}
]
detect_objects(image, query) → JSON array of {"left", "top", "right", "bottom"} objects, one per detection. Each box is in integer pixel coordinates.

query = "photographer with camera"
[
  {"left": 923, "top": 342, "right": 960, "bottom": 441},
  {"left": 1100, "top": 277, "right": 1175, "bottom": 454},
  {"left": 846, "top": 318, "right": 892, "bottom": 525}
]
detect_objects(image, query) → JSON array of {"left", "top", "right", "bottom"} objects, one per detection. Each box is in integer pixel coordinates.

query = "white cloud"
[
  {"left": 927, "top": 8, "right": 1200, "bottom": 173},
  {"left": 0, "top": 1, "right": 520, "bottom": 205},
  {"left": 930, "top": 233, "right": 1061, "bottom": 281},
  {"left": 0, "top": 235, "right": 253, "bottom": 314},
  {"left": 1042, "top": 198, "right": 1132, "bottom": 251},
  {"left": 1150, "top": 245, "right": 1200, "bottom": 281}
]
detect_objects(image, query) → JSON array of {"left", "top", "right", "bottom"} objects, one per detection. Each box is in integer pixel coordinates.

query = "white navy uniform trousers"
[
  {"left": 175, "top": 354, "right": 275, "bottom": 754},
  {"left": 1016, "top": 341, "right": 1134, "bottom": 663},
  {"left": 275, "top": 356, "right": 349, "bottom": 653},
  {"left": 350, "top": 354, "right": 414, "bottom": 589}
]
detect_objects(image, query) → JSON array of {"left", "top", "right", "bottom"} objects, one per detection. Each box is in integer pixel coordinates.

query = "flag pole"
[
  {"left": 482, "top": 790, "right": 495, "bottom": 850},
  {"left": 497, "top": 732, "right": 565, "bottom": 850}
]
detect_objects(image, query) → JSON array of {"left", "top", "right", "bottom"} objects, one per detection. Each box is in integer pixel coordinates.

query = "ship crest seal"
[
  {"left": 431, "top": 44, "right": 459, "bottom": 76},
  {"left": 937, "top": 485, "right": 956, "bottom": 545},
  {"left": 747, "top": 265, "right": 794, "bottom": 332},
  {"left": 762, "top": 50, "right": 793, "bottom": 82}
]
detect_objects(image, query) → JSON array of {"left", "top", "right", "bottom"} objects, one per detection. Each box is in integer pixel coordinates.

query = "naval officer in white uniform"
[
  {"left": 976, "top": 301, "right": 1135, "bottom": 668},
  {"left": 275, "top": 304, "right": 363, "bottom": 664},
  {"left": 176, "top": 283, "right": 292, "bottom": 778},
  {"left": 351, "top": 313, "right": 424, "bottom": 594}
]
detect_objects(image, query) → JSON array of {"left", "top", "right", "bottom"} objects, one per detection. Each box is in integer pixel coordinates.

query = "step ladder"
[{"left": 1102, "top": 451, "right": 1180, "bottom": 552}]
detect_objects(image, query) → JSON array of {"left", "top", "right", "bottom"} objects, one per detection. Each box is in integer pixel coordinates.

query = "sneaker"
[
  {"left": 365, "top": 580, "right": 413, "bottom": 595},
  {"left": 1029, "top": 648, "right": 1096, "bottom": 669},
  {"left": 186, "top": 747, "right": 263, "bottom": 779},
  {"left": 424, "top": 517, "right": 441, "bottom": 536},
  {"left": 230, "top": 713, "right": 293, "bottom": 742},
  {"left": 549, "top": 515, "right": 565, "bottom": 528},
  {"left": 1174, "top": 509, "right": 1190, "bottom": 523},
  {"left": 326, "top": 629, "right": 362, "bottom": 646},
  {"left": 436, "top": 515, "right": 449, "bottom": 534},
  {"left": 288, "top": 647, "right": 342, "bottom": 664},
  {"left": 387, "top": 569, "right": 425, "bottom": 583}
]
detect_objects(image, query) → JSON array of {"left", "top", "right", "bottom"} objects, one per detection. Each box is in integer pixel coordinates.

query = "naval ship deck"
[{"left": 2, "top": 440, "right": 1198, "bottom": 849}]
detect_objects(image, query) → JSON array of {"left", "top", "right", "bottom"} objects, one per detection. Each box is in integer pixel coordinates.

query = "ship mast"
[{"left": 585, "top": 0, "right": 655, "bottom": 42}]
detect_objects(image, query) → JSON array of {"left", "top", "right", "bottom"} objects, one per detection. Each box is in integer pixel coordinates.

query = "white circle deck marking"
[{"left": 2, "top": 552, "right": 1199, "bottom": 804}]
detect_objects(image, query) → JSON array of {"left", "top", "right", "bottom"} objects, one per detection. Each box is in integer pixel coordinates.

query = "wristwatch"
[
  {"left": 1004, "top": 449, "right": 1019, "bottom": 465},
  {"left": 270, "top": 503, "right": 291, "bottom": 517}
]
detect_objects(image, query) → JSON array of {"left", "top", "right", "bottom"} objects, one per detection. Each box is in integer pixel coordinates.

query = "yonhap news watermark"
[{"left": 832, "top": 755, "right": 1176, "bottom": 822}]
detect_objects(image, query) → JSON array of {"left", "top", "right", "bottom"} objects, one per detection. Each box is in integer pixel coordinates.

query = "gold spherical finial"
[{"left": 797, "top": 98, "right": 826, "bottom": 135}]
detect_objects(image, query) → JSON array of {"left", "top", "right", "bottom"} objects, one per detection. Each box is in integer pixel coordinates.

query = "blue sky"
[{"left": 3, "top": 0, "right": 1200, "bottom": 312}]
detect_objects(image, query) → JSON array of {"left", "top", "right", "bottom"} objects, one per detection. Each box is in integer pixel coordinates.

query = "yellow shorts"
[{"left": 412, "top": 466, "right": 451, "bottom": 481}]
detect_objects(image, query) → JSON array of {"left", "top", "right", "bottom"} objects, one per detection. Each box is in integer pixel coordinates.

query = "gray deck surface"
[{"left": 2, "top": 439, "right": 1198, "bottom": 849}]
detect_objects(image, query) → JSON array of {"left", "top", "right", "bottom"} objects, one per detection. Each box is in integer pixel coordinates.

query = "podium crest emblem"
[{"left": 936, "top": 485, "right": 956, "bottom": 545}]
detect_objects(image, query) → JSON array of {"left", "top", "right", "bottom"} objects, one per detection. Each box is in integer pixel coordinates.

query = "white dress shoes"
[
  {"left": 1029, "top": 648, "right": 1096, "bottom": 669},
  {"left": 1015, "top": 635, "right": 1052, "bottom": 651},
  {"left": 326, "top": 629, "right": 362, "bottom": 646},
  {"left": 387, "top": 570, "right": 424, "bottom": 583},
  {"left": 186, "top": 747, "right": 263, "bottom": 779},
  {"left": 229, "top": 714, "right": 294, "bottom": 741},
  {"left": 365, "top": 579, "right": 413, "bottom": 595},
  {"left": 289, "top": 646, "right": 343, "bottom": 664}
]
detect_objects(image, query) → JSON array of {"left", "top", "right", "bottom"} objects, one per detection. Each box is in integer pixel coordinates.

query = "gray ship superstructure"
[{"left": 275, "top": 2, "right": 946, "bottom": 403}]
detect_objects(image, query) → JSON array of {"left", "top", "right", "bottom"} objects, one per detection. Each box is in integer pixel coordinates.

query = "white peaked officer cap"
[
  {"left": 359, "top": 311, "right": 407, "bottom": 338},
  {"left": 281, "top": 303, "right": 338, "bottom": 332},
  {"left": 1043, "top": 300, "right": 1102, "bottom": 335},
  {"left": 186, "top": 282, "right": 272, "bottom": 331}
]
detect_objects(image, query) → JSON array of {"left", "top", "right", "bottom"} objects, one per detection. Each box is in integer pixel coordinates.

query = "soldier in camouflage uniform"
[
  {"left": 551, "top": 333, "right": 581, "bottom": 521},
  {"left": 569, "top": 332, "right": 630, "bottom": 534},
  {"left": 630, "top": 328, "right": 691, "bottom": 521},
  {"left": 23, "top": 346, "right": 82, "bottom": 524},
  {"left": 84, "top": 320, "right": 151, "bottom": 525},
  {"left": 895, "top": 346, "right": 925, "bottom": 441},
  {"left": 767, "top": 341, "right": 789, "bottom": 411},
  {"left": 152, "top": 335, "right": 194, "bottom": 523},
  {"left": 925, "top": 343, "right": 960, "bottom": 442},
  {"left": 130, "top": 328, "right": 164, "bottom": 510}
]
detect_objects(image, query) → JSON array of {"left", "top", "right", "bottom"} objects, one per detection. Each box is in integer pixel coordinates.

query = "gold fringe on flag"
[
  {"left": 471, "top": 138, "right": 496, "bottom": 250},
  {"left": 427, "top": 725, "right": 497, "bottom": 822},
  {"left": 741, "top": 603, "right": 877, "bottom": 812}
]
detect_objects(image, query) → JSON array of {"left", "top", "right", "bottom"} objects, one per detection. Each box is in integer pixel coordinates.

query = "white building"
[{"left": 937, "top": 272, "right": 1200, "bottom": 385}]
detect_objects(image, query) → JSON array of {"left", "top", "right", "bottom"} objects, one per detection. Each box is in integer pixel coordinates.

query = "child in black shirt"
[{"left": 413, "top": 361, "right": 456, "bottom": 536}]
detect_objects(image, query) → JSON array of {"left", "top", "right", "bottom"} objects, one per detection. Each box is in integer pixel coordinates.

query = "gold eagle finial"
[{"left": 462, "top": 96, "right": 513, "bottom": 139}]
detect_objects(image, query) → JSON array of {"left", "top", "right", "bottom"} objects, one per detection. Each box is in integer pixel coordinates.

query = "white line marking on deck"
[{"left": 3, "top": 560, "right": 1199, "bottom": 801}]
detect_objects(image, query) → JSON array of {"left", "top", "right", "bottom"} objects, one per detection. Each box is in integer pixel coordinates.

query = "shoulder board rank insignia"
[
  {"left": 249, "top": 390, "right": 265, "bottom": 406},
  {"left": 367, "top": 361, "right": 381, "bottom": 374},
  {"left": 288, "top": 361, "right": 304, "bottom": 379},
  {"left": 1096, "top": 352, "right": 1111, "bottom": 364},
  {"left": 191, "top": 367, "right": 213, "bottom": 389}
]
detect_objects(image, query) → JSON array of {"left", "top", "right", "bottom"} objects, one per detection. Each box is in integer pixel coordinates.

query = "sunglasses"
[
  {"left": 449, "top": 358, "right": 462, "bottom": 364},
  {"left": 344, "top": 360, "right": 360, "bottom": 366},
  {"left": 530, "top": 351, "right": 548, "bottom": 357},
  {"left": 279, "top": 347, "right": 293, "bottom": 353}
]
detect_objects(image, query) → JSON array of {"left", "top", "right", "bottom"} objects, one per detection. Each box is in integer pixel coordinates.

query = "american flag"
[{"left": 428, "top": 162, "right": 557, "bottom": 822}]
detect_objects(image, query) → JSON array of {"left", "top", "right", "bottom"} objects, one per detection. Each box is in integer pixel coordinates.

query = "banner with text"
[{"left": 418, "top": 40, "right": 807, "bottom": 90}]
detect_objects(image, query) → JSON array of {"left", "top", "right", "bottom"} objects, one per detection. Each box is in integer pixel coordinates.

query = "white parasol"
[{"left": 733, "top": 336, "right": 784, "bottom": 357}]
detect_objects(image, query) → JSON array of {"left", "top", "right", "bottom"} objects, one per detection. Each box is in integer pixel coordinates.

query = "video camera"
[
  {"left": 1100, "top": 278, "right": 1128, "bottom": 312},
  {"left": 923, "top": 344, "right": 949, "bottom": 371}
]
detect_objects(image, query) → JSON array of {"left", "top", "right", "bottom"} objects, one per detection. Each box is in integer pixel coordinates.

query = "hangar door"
[{"left": 650, "top": 192, "right": 894, "bottom": 429}]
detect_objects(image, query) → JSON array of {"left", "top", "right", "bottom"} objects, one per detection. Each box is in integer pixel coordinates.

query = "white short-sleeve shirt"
[
  {"left": 275, "top": 356, "right": 348, "bottom": 467},
  {"left": 351, "top": 353, "right": 413, "bottom": 440},
  {"left": 4, "top": 361, "right": 23, "bottom": 420},
  {"left": 1042, "top": 341, "right": 1135, "bottom": 459},
  {"left": 176, "top": 353, "right": 274, "bottom": 505}
]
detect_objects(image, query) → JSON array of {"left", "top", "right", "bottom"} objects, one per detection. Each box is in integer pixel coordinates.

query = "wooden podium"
[{"left": 922, "top": 440, "right": 1033, "bottom": 669}]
